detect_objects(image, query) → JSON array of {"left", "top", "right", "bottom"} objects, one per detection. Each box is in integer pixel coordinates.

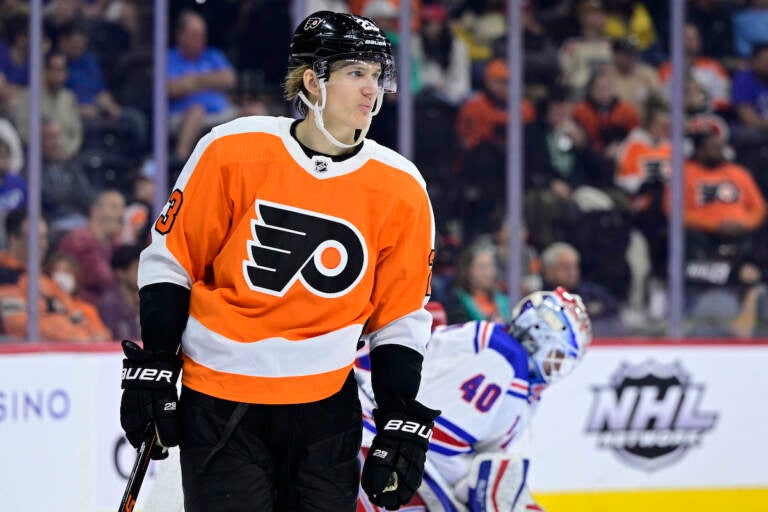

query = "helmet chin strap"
[{"left": 297, "top": 79, "right": 384, "bottom": 149}]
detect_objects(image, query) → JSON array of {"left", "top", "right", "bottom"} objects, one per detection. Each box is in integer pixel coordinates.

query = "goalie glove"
[
  {"left": 120, "top": 339, "right": 181, "bottom": 460},
  {"left": 361, "top": 400, "right": 441, "bottom": 510}
]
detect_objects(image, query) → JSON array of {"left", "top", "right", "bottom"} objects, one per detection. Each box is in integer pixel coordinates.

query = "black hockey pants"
[{"left": 179, "top": 371, "right": 363, "bottom": 512}]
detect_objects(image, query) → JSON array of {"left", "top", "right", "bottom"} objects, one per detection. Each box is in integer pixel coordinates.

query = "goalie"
[{"left": 355, "top": 287, "right": 592, "bottom": 511}]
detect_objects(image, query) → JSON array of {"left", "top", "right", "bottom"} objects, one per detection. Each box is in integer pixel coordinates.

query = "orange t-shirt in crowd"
[
  {"left": 573, "top": 99, "right": 640, "bottom": 152},
  {"left": 615, "top": 128, "right": 671, "bottom": 196},
  {"left": 664, "top": 160, "right": 767, "bottom": 233},
  {"left": 0, "top": 252, "right": 111, "bottom": 342},
  {"left": 139, "top": 116, "right": 435, "bottom": 405},
  {"left": 455, "top": 93, "right": 535, "bottom": 151},
  {"left": 659, "top": 58, "right": 731, "bottom": 111}
]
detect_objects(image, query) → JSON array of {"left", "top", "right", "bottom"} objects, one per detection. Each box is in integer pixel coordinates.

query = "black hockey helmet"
[{"left": 289, "top": 11, "right": 397, "bottom": 92}]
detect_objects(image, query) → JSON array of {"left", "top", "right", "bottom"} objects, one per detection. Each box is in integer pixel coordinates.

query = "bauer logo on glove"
[{"left": 382, "top": 419, "right": 433, "bottom": 439}]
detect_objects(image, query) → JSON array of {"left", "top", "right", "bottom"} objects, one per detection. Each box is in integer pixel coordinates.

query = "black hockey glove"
[
  {"left": 120, "top": 339, "right": 181, "bottom": 460},
  {"left": 361, "top": 400, "right": 441, "bottom": 510}
]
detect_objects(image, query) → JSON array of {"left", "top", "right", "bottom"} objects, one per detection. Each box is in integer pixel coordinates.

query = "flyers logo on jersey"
[{"left": 243, "top": 200, "right": 368, "bottom": 298}]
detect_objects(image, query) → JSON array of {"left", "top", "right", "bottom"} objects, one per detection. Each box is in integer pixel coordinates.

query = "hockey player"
[
  {"left": 119, "top": 10, "right": 438, "bottom": 512},
  {"left": 355, "top": 287, "right": 593, "bottom": 511}
]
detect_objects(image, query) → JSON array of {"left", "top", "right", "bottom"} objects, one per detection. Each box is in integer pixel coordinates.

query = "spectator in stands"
[
  {"left": 446, "top": 239, "right": 511, "bottom": 324},
  {"left": 0, "top": 137, "right": 26, "bottom": 246},
  {"left": 40, "top": 118, "right": 94, "bottom": 234},
  {"left": 493, "top": 215, "right": 542, "bottom": 296},
  {"left": 671, "top": 130, "right": 766, "bottom": 262},
  {"left": 452, "top": 0, "right": 507, "bottom": 86},
  {"left": 43, "top": 250, "right": 111, "bottom": 339},
  {"left": 688, "top": 0, "right": 734, "bottom": 60},
  {"left": 558, "top": 0, "right": 613, "bottom": 96},
  {"left": 456, "top": 59, "right": 535, "bottom": 153},
  {"left": 454, "top": 58, "right": 535, "bottom": 236},
  {"left": 573, "top": 68, "right": 640, "bottom": 153},
  {"left": 603, "top": 0, "right": 659, "bottom": 56},
  {"left": 0, "top": 116, "right": 23, "bottom": 173},
  {"left": 0, "top": 209, "right": 109, "bottom": 342},
  {"left": 615, "top": 98, "right": 671, "bottom": 198},
  {"left": 0, "top": 12, "right": 31, "bottom": 113},
  {"left": 44, "top": 0, "right": 85, "bottom": 42},
  {"left": 615, "top": 99, "right": 670, "bottom": 279},
  {"left": 540, "top": 241, "right": 622, "bottom": 334},
  {"left": 13, "top": 51, "right": 82, "bottom": 159},
  {"left": 524, "top": 87, "right": 600, "bottom": 250},
  {"left": 97, "top": 243, "right": 140, "bottom": 341},
  {"left": 117, "top": 171, "right": 152, "bottom": 247},
  {"left": 57, "top": 20, "right": 146, "bottom": 152},
  {"left": 659, "top": 23, "right": 731, "bottom": 114},
  {"left": 58, "top": 189, "right": 125, "bottom": 303},
  {"left": 491, "top": 1, "right": 561, "bottom": 88},
  {"left": 604, "top": 37, "right": 661, "bottom": 120},
  {"left": 732, "top": 0, "right": 768, "bottom": 59},
  {"left": 732, "top": 44, "right": 768, "bottom": 135},
  {"left": 413, "top": 3, "right": 470, "bottom": 106},
  {"left": 682, "top": 76, "right": 732, "bottom": 149},
  {"left": 168, "top": 10, "right": 237, "bottom": 162}
]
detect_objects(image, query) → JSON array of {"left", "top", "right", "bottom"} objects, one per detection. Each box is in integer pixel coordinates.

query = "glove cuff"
[{"left": 121, "top": 340, "right": 181, "bottom": 390}]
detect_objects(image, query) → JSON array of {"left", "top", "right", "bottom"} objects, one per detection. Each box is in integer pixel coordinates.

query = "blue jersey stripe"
[
  {"left": 428, "top": 443, "right": 472, "bottom": 456},
  {"left": 423, "top": 472, "right": 460, "bottom": 512},
  {"left": 435, "top": 416, "right": 478, "bottom": 444},
  {"left": 505, "top": 390, "right": 528, "bottom": 401}
]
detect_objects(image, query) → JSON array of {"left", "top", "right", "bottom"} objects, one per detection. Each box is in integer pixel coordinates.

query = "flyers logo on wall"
[
  {"left": 585, "top": 360, "right": 718, "bottom": 471},
  {"left": 243, "top": 200, "right": 368, "bottom": 298}
]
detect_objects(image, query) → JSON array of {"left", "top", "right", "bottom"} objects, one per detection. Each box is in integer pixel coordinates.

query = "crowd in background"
[{"left": 0, "top": 0, "right": 767, "bottom": 342}]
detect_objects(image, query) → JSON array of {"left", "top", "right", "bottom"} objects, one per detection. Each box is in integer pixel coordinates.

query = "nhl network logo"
[{"left": 585, "top": 360, "right": 717, "bottom": 471}]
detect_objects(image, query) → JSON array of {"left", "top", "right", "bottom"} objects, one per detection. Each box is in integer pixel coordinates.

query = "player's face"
[{"left": 324, "top": 60, "right": 382, "bottom": 135}]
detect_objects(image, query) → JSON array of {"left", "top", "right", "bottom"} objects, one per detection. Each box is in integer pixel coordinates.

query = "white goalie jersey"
[{"left": 356, "top": 320, "right": 544, "bottom": 511}]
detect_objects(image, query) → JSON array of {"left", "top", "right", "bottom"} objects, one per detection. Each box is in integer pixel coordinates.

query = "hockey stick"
[{"left": 118, "top": 424, "right": 157, "bottom": 512}]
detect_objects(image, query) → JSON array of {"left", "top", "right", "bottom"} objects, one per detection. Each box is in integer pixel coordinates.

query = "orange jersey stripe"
[{"left": 182, "top": 356, "right": 355, "bottom": 405}]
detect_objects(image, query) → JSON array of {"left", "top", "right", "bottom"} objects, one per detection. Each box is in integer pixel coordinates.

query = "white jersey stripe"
[{"left": 182, "top": 316, "right": 363, "bottom": 378}]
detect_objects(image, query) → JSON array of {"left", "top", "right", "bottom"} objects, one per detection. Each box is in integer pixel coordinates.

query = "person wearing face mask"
[
  {"left": 0, "top": 209, "right": 109, "bottom": 342},
  {"left": 43, "top": 251, "right": 111, "bottom": 341},
  {"left": 120, "top": 11, "right": 438, "bottom": 512}
]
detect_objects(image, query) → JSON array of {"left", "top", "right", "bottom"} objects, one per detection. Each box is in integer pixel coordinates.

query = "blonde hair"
[{"left": 283, "top": 65, "right": 313, "bottom": 117}]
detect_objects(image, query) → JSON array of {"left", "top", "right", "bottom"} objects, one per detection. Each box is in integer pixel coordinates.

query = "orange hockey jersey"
[
  {"left": 139, "top": 116, "right": 435, "bottom": 404},
  {"left": 615, "top": 127, "right": 671, "bottom": 195}
]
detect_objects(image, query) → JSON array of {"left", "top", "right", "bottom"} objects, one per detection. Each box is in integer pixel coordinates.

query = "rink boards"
[
  {"left": 0, "top": 340, "right": 767, "bottom": 511},
  {"left": 529, "top": 340, "right": 768, "bottom": 511}
]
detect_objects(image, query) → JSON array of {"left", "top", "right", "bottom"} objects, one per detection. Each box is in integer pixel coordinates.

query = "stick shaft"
[{"left": 117, "top": 428, "right": 157, "bottom": 512}]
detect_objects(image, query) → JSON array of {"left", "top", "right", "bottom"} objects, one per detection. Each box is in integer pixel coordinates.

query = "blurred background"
[{"left": 0, "top": 0, "right": 767, "bottom": 343}]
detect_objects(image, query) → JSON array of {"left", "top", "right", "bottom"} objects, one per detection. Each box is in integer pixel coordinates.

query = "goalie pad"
[
  {"left": 514, "top": 484, "right": 545, "bottom": 512},
  {"left": 466, "top": 453, "right": 531, "bottom": 512}
]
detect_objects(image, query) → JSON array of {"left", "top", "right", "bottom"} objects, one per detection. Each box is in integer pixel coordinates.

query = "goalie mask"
[
  {"left": 289, "top": 11, "right": 396, "bottom": 148},
  {"left": 509, "top": 287, "right": 592, "bottom": 386}
]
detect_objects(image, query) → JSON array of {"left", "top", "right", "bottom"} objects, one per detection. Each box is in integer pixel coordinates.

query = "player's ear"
[{"left": 302, "top": 69, "right": 320, "bottom": 97}]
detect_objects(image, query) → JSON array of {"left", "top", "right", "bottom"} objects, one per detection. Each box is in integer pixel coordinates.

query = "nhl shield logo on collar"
[
  {"left": 304, "top": 17, "right": 322, "bottom": 30},
  {"left": 313, "top": 156, "right": 330, "bottom": 173}
]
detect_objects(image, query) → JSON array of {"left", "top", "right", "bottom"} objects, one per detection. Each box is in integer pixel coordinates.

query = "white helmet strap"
[{"left": 297, "top": 78, "right": 384, "bottom": 149}]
